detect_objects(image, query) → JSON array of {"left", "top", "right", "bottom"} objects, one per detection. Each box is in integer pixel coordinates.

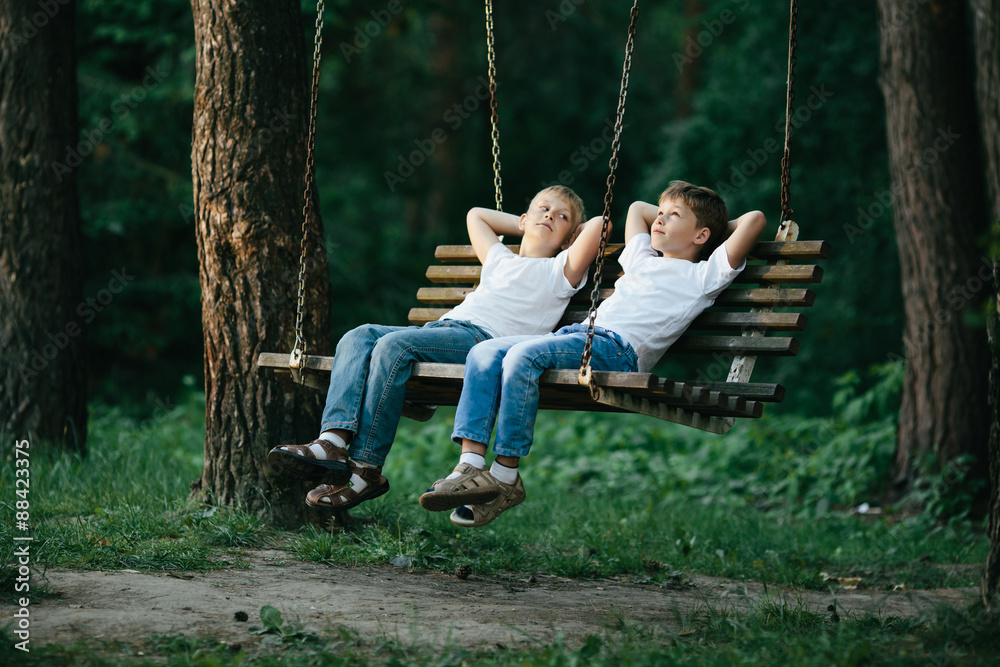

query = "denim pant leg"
[
  {"left": 451, "top": 335, "right": 539, "bottom": 446},
  {"left": 321, "top": 323, "right": 411, "bottom": 434},
  {"left": 492, "top": 325, "right": 638, "bottom": 458},
  {"left": 351, "top": 320, "right": 491, "bottom": 467}
]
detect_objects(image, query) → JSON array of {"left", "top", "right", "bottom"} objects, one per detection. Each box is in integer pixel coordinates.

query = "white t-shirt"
[
  {"left": 442, "top": 243, "right": 586, "bottom": 338},
  {"left": 593, "top": 234, "right": 745, "bottom": 373}
]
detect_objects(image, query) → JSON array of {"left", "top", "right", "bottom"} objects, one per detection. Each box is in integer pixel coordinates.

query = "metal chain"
[
  {"left": 579, "top": 0, "right": 639, "bottom": 399},
  {"left": 779, "top": 0, "right": 798, "bottom": 222},
  {"left": 484, "top": 0, "right": 502, "bottom": 211},
  {"left": 291, "top": 0, "right": 325, "bottom": 375}
]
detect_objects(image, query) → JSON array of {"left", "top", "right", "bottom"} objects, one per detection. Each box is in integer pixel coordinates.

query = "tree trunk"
[
  {"left": 674, "top": 0, "right": 706, "bottom": 120},
  {"left": 189, "top": 0, "right": 332, "bottom": 527},
  {"left": 0, "top": 0, "right": 87, "bottom": 452},
  {"left": 425, "top": 1, "right": 461, "bottom": 236},
  {"left": 971, "top": 0, "right": 1000, "bottom": 611},
  {"left": 877, "top": 0, "right": 990, "bottom": 489}
]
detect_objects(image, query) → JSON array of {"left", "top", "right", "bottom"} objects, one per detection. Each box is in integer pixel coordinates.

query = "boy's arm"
[
  {"left": 722, "top": 210, "right": 767, "bottom": 269},
  {"left": 625, "top": 201, "right": 657, "bottom": 244},
  {"left": 563, "top": 216, "right": 609, "bottom": 285},
  {"left": 466, "top": 207, "right": 523, "bottom": 264}
]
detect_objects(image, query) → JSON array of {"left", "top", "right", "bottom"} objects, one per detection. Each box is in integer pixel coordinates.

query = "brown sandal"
[
  {"left": 305, "top": 464, "right": 390, "bottom": 511},
  {"left": 418, "top": 463, "right": 501, "bottom": 512},
  {"left": 450, "top": 475, "right": 526, "bottom": 528},
  {"left": 267, "top": 439, "right": 351, "bottom": 484}
]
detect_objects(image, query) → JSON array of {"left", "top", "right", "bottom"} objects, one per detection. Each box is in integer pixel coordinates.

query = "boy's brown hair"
[
  {"left": 534, "top": 185, "right": 586, "bottom": 229},
  {"left": 659, "top": 181, "right": 729, "bottom": 260}
]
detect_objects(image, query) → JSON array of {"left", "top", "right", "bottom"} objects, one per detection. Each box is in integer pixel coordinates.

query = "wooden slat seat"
[
  {"left": 410, "top": 308, "right": 808, "bottom": 332},
  {"left": 258, "top": 224, "right": 827, "bottom": 434}
]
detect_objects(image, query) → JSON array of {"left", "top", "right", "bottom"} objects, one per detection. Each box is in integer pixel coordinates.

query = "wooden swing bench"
[
  {"left": 258, "top": 222, "right": 829, "bottom": 434},
  {"left": 260, "top": 0, "right": 826, "bottom": 434}
]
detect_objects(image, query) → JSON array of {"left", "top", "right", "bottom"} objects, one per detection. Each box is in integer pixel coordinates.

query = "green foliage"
[
  {"left": 248, "top": 605, "right": 322, "bottom": 645},
  {"left": 76, "top": 0, "right": 200, "bottom": 402},
  {"left": 71, "top": 0, "right": 903, "bottom": 410},
  {"left": 640, "top": 1, "right": 897, "bottom": 414}
]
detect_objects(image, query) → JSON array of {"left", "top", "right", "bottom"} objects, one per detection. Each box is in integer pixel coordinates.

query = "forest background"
[
  {"left": 73, "top": 0, "right": 897, "bottom": 418},
  {"left": 5, "top": 0, "right": 1000, "bottom": 661}
]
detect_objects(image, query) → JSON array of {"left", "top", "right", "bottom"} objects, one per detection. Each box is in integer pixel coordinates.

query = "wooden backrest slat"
[
  {"left": 427, "top": 263, "right": 823, "bottom": 285},
  {"left": 751, "top": 240, "right": 831, "bottom": 260},
  {"left": 417, "top": 287, "right": 817, "bottom": 309},
  {"left": 669, "top": 335, "right": 799, "bottom": 356},
  {"left": 434, "top": 240, "right": 830, "bottom": 263}
]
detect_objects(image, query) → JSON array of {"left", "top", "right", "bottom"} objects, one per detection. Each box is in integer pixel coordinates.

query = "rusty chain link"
[
  {"left": 579, "top": 1, "right": 639, "bottom": 400},
  {"left": 779, "top": 0, "right": 798, "bottom": 223},
  {"left": 484, "top": 0, "right": 502, "bottom": 211},
  {"left": 290, "top": 0, "right": 325, "bottom": 380}
]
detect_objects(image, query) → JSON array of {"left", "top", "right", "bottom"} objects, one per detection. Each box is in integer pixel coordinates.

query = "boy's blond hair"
[
  {"left": 659, "top": 181, "right": 728, "bottom": 259},
  {"left": 532, "top": 185, "right": 586, "bottom": 229}
]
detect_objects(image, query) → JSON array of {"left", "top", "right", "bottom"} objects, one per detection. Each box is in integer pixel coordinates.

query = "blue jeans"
[
  {"left": 321, "top": 320, "right": 492, "bottom": 466},
  {"left": 452, "top": 323, "right": 638, "bottom": 458}
]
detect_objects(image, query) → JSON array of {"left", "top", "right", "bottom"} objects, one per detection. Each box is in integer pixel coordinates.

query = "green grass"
[
  {"left": 0, "top": 362, "right": 994, "bottom": 664},
  {"left": 5, "top": 598, "right": 1000, "bottom": 666},
  {"left": 0, "top": 392, "right": 271, "bottom": 592},
  {"left": 0, "top": 362, "right": 988, "bottom": 593},
  {"left": 290, "top": 374, "right": 986, "bottom": 591}
]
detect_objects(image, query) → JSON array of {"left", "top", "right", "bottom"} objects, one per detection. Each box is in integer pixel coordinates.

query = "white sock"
[
  {"left": 347, "top": 472, "right": 368, "bottom": 494},
  {"left": 446, "top": 452, "right": 486, "bottom": 479},
  {"left": 298, "top": 432, "right": 347, "bottom": 459},
  {"left": 347, "top": 459, "right": 378, "bottom": 494},
  {"left": 490, "top": 461, "right": 519, "bottom": 485},
  {"left": 319, "top": 431, "right": 348, "bottom": 448}
]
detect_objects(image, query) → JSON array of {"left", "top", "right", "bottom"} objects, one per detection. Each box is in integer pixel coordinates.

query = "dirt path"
[{"left": 7, "top": 549, "right": 979, "bottom": 653}]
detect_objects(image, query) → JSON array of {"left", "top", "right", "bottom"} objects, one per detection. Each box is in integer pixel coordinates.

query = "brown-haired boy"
[{"left": 419, "top": 181, "right": 767, "bottom": 527}]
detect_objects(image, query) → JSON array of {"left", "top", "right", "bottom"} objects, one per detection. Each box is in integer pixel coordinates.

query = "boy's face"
[
  {"left": 519, "top": 195, "right": 577, "bottom": 252},
  {"left": 650, "top": 197, "right": 710, "bottom": 256}
]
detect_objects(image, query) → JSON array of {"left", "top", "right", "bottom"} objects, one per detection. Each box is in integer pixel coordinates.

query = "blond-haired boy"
[{"left": 268, "top": 185, "right": 606, "bottom": 511}]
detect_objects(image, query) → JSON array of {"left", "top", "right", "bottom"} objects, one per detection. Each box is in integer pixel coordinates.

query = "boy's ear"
[
  {"left": 693, "top": 226, "right": 711, "bottom": 245},
  {"left": 518, "top": 213, "right": 528, "bottom": 231}
]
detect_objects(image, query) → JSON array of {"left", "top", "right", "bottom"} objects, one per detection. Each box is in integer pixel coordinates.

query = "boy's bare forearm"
[
  {"left": 468, "top": 207, "right": 523, "bottom": 237},
  {"left": 625, "top": 201, "right": 658, "bottom": 241},
  {"left": 564, "top": 216, "right": 609, "bottom": 285},
  {"left": 725, "top": 211, "right": 764, "bottom": 238},
  {"left": 466, "top": 207, "right": 524, "bottom": 263},
  {"left": 723, "top": 210, "right": 767, "bottom": 268}
]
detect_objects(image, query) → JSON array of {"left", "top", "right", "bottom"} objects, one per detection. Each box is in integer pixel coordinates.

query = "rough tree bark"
[
  {"left": 189, "top": 0, "right": 332, "bottom": 527},
  {"left": 877, "top": 0, "right": 990, "bottom": 489},
  {"left": 971, "top": 0, "right": 1000, "bottom": 611},
  {"left": 0, "top": 0, "right": 87, "bottom": 452}
]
